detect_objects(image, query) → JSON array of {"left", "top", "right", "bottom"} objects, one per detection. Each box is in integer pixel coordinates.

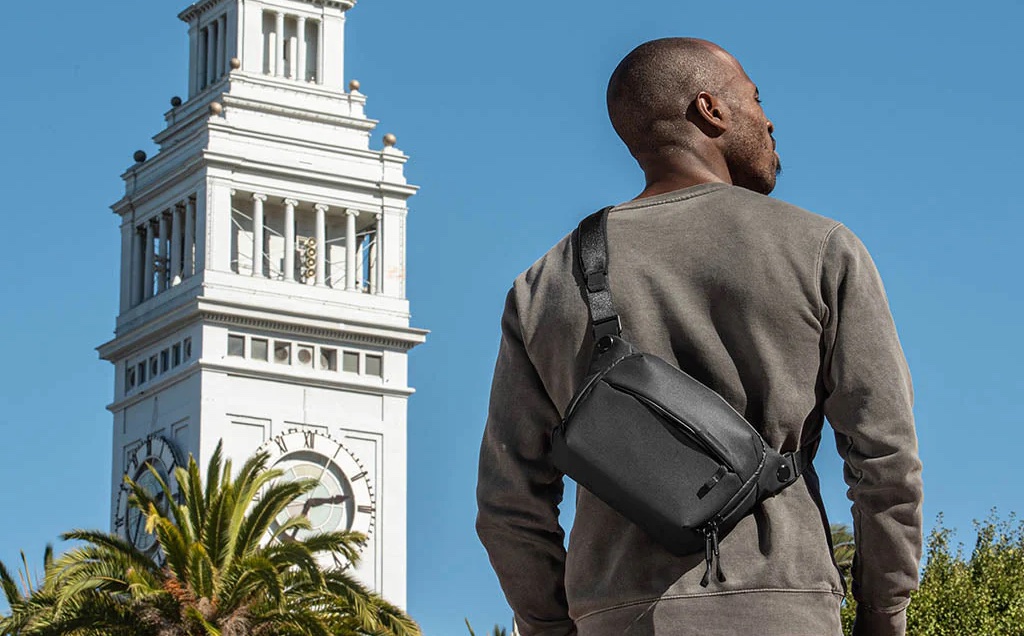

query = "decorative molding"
[
  {"left": 198, "top": 360, "right": 413, "bottom": 398},
  {"left": 202, "top": 147, "right": 417, "bottom": 199},
  {"left": 179, "top": 0, "right": 356, "bottom": 23},
  {"left": 203, "top": 310, "right": 421, "bottom": 351},
  {"left": 107, "top": 361, "right": 201, "bottom": 413},
  {"left": 220, "top": 92, "right": 375, "bottom": 131},
  {"left": 100, "top": 289, "right": 426, "bottom": 363}
]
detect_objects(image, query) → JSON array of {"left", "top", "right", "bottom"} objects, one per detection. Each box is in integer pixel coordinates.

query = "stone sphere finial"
[
  {"left": 170, "top": 96, "right": 182, "bottom": 107},
  {"left": 209, "top": 102, "right": 224, "bottom": 116},
  {"left": 133, "top": 150, "right": 147, "bottom": 163},
  {"left": 349, "top": 79, "right": 361, "bottom": 92},
  {"left": 230, "top": 57, "right": 241, "bottom": 70},
  {"left": 383, "top": 133, "right": 397, "bottom": 147}
]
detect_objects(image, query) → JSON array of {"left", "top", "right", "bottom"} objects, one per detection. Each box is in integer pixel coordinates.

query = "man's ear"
[{"left": 694, "top": 91, "right": 728, "bottom": 134}]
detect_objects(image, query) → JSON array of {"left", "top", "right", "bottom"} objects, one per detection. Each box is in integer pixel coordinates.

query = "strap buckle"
[
  {"left": 593, "top": 315, "right": 621, "bottom": 339},
  {"left": 586, "top": 271, "right": 608, "bottom": 293}
]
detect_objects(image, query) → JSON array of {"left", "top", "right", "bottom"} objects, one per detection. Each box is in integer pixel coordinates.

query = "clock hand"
[
  {"left": 304, "top": 494, "right": 350, "bottom": 508},
  {"left": 288, "top": 496, "right": 320, "bottom": 539},
  {"left": 286, "top": 453, "right": 334, "bottom": 532},
  {"left": 131, "top": 513, "right": 145, "bottom": 544},
  {"left": 289, "top": 494, "right": 350, "bottom": 539}
]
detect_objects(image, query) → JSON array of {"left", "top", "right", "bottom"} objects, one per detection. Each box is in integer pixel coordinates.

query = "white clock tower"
[{"left": 97, "top": 0, "right": 425, "bottom": 609}]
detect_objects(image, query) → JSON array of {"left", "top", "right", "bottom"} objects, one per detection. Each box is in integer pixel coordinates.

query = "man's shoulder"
[
  {"left": 723, "top": 186, "right": 843, "bottom": 233},
  {"left": 509, "top": 231, "right": 577, "bottom": 306}
]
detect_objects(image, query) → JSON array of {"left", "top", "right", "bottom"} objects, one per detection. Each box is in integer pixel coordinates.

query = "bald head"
[
  {"left": 607, "top": 38, "right": 740, "bottom": 156},
  {"left": 607, "top": 38, "right": 779, "bottom": 196}
]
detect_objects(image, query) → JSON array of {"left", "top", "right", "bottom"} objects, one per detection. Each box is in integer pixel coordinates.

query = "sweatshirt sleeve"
[
  {"left": 475, "top": 287, "right": 576, "bottom": 636},
  {"left": 819, "top": 224, "right": 924, "bottom": 636}
]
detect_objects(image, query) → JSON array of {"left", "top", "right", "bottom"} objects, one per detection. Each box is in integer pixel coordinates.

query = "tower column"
[
  {"left": 296, "top": 16, "right": 307, "bottom": 81},
  {"left": 316, "top": 19, "right": 324, "bottom": 84},
  {"left": 252, "top": 193, "right": 267, "bottom": 277},
  {"left": 355, "top": 234, "right": 364, "bottom": 291},
  {"left": 188, "top": 21, "right": 199, "bottom": 97},
  {"left": 171, "top": 203, "right": 183, "bottom": 286},
  {"left": 283, "top": 199, "right": 297, "bottom": 281},
  {"left": 198, "top": 27, "right": 208, "bottom": 89},
  {"left": 218, "top": 13, "right": 228, "bottom": 76},
  {"left": 143, "top": 221, "right": 154, "bottom": 300},
  {"left": 206, "top": 22, "right": 217, "bottom": 87},
  {"left": 275, "top": 12, "right": 285, "bottom": 77},
  {"left": 345, "top": 209, "right": 359, "bottom": 291},
  {"left": 373, "top": 212, "right": 383, "bottom": 295},
  {"left": 157, "top": 213, "right": 170, "bottom": 293},
  {"left": 184, "top": 197, "right": 196, "bottom": 279},
  {"left": 314, "top": 203, "right": 328, "bottom": 286},
  {"left": 130, "top": 226, "right": 142, "bottom": 306}
]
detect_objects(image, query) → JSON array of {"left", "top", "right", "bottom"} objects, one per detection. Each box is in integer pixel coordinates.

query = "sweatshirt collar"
[{"left": 611, "top": 182, "right": 730, "bottom": 212}]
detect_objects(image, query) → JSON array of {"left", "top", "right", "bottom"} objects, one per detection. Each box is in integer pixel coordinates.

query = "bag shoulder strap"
[{"left": 575, "top": 207, "right": 621, "bottom": 340}]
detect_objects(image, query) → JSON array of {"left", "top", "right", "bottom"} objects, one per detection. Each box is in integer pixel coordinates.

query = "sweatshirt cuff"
[{"left": 853, "top": 605, "right": 907, "bottom": 636}]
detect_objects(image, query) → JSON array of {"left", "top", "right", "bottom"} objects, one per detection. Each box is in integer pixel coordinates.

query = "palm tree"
[
  {"left": 465, "top": 618, "right": 508, "bottom": 636},
  {"left": 0, "top": 546, "right": 57, "bottom": 635},
  {"left": 7, "top": 442, "right": 419, "bottom": 636},
  {"left": 0, "top": 546, "right": 130, "bottom": 636},
  {"left": 830, "top": 523, "right": 855, "bottom": 590}
]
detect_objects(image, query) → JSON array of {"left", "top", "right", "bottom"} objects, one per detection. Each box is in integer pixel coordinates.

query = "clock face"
[
  {"left": 115, "top": 435, "right": 183, "bottom": 556},
  {"left": 260, "top": 429, "right": 375, "bottom": 546}
]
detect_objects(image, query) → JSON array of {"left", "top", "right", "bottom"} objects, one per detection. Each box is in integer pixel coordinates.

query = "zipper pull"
[
  {"left": 700, "top": 526, "right": 714, "bottom": 587},
  {"left": 712, "top": 524, "right": 726, "bottom": 583}
]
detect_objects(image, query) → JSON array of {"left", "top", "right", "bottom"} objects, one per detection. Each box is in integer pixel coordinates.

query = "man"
[{"left": 476, "top": 38, "right": 922, "bottom": 636}]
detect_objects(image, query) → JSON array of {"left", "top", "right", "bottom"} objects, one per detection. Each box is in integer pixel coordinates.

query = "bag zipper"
[
  {"left": 700, "top": 521, "right": 726, "bottom": 587},
  {"left": 606, "top": 380, "right": 734, "bottom": 472},
  {"left": 696, "top": 438, "right": 769, "bottom": 587},
  {"left": 562, "top": 352, "right": 643, "bottom": 422}
]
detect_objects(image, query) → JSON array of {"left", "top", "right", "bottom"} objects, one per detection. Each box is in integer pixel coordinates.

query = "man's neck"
[{"left": 634, "top": 149, "right": 731, "bottom": 200}]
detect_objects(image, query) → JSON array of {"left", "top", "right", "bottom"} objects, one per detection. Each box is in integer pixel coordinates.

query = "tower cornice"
[
  {"left": 99, "top": 289, "right": 427, "bottom": 363},
  {"left": 179, "top": 0, "right": 356, "bottom": 23}
]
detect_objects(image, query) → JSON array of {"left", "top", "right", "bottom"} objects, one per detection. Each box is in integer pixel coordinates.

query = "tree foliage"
[
  {"left": 839, "top": 511, "right": 1024, "bottom": 635},
  {"left": 0, "top": 442, "right": 420, "bottom": 636},
  {"left": 465, "top": 618, "right": 508, "bottom": 636}
]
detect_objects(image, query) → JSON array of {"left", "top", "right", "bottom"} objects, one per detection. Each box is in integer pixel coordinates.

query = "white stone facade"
[{"left": 98, "top": 0, "right": 423, "bottom": 609}]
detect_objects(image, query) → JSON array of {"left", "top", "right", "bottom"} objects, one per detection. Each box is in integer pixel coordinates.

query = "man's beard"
[{"left": 728, "top": 130, "right": 779, "bottom": 195}]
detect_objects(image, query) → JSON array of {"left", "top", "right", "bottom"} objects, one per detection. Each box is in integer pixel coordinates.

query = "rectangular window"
[
  {"left": 125, "top": 366, "right": 137, "bottom": 393},
  {"left": 365, "top": 354, "right": 383, "bottom": 377},
  {"left": 172, "top": 343, "right": 182, "bottom": 367},
  {"left": 138, "top": 362, "right": 147, "bottom": 384},
  {"left": 228, "top": 334, "right": 245, "bottom": 357},
  {"left": 296, "top": 345, "right": 314, "bottom": 367},
  {"left": 319, "top": 347, "right": 337, "bottom": 371},
  {"left": 150, "top": 356, "right": 159, "bottom": 377},
  {"left": 184, "top": 337, "right": 193, "bottom": 360},
  {"left": 274, "top": 341, "right": 291, "bottom": 364},
  {"left": 342, "top": 351, "right": 359, "bottom": 373},
  {"left": 251, "top": 338, "right": 269, "bottom": 361},
  {"left": 160, "top": 349, "right": 170, "bottom": 372}
]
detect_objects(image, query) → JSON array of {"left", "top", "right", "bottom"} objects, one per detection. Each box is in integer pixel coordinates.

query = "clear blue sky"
[{"left": 1, "top": 0, "right": 1021, "bottom": 633}]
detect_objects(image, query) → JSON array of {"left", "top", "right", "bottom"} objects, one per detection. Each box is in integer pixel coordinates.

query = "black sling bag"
[{"left": 550, "top": 206, "right": 819, "bottom": 586}]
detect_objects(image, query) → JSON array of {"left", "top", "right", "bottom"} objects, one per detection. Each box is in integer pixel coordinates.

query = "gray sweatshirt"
[{"left": 475, "top": 183, "right": 923, "bottom": 636}]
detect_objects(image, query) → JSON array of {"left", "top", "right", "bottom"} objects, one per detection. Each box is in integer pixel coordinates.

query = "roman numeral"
[
  {"left": 350, "top": 471, "right": 367, "bottom": 481},
  {"left": 274, "top": 436, "right": 288, "bottom": 453},
  {"left": 357, "top": 505, "right": 374, "bottom": 514},
  {"left": 303, "top": 430, "right": 316, "bottom": 449}
]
